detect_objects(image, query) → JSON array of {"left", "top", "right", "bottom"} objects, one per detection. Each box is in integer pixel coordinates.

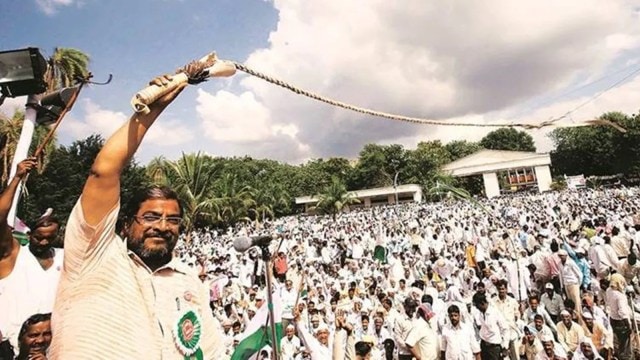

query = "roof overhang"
[
  {"left": 442, "top": 150, "right": 551, "bottom": 177},
  {"left": 295, "top": 184, "right": 422, "bottom": 205}
]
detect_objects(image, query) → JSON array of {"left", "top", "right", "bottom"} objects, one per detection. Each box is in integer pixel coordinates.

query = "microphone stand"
[{"left": 259, "top": 242, "right": 280, "bottom": 360}]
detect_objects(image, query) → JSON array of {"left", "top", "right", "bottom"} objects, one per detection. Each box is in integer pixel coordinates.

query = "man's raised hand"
[{"left": 15, "top": 157, "right": 38, "bottom": 179}]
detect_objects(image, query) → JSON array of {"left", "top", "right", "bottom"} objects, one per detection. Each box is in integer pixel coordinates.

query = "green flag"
[{"left": 230, "top": 292, "right": 283, "bottom": 360}]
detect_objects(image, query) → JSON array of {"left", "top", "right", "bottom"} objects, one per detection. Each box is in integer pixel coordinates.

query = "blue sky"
[{"left": 1, "top": 0, "right": 640, "bottom": 164}]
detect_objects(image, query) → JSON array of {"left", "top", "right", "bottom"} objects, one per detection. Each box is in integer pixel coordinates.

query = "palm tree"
[
  {"left": 0, "top": 110, "right": 56, "bottom": 186},
  {"left": 249, "top": 182, "right": 291, "bottom": 224},
  {"left": 314, "top": 176, "right": 360, "bottom": 220},
  {"left": 146, "top": 152, "right": 220, "bottom": 242},
  {"left": 215, "top": 173, "right": 255, "bottom": 226},
  {"left": 0, "top": 111, "right": 22, "bottom": 185},
  {"left": 0, "top": 47, "right": 89, "bottom": 185},
  {"left": 45, "top": 47, "right": 90, "bottom": 91}
]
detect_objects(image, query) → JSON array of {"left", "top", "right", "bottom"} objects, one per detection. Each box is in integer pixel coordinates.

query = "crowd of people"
[
  {"left": 184, "top": 187, "right": 640, "bottom": 360},
  {"left": 1, "top": 71, "right": 639, "bottom": 360}
]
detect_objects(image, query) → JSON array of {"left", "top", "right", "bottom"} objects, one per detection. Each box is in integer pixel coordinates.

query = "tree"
[
  {"left": 314, "top": 176, "right": 360, "bottom": 220},
  {"left": 352, "top": 144, "right": 407, "bottom": 189},
  {"left": 404, "top": 140, "right": 451, "bottom": 191},
  {"left": 214, "top": 173, "right": 255, "bottom": 226},
  {"left": 549, "top": 112, "right": 639, "bottom": 176},
  {"left": 45, "top": 47, "right": 91, "bottom": 91},
  {"left": 444, "top": 140, "right": 483, "bottom": 161},
  {"left": 146, "top": 152, "right": 220, "bottom": 241},
  {"left": 20, "top": 135, "right": 149, "bottom": 226},
  {"left": 0, "top": 110, "right": 57, "bottom": 186},
  {"left": 480, "top": 128, "right": 536, "bottom": 152}
]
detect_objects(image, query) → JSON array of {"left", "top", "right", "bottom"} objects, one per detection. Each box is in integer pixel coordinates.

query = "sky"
[{"left": 1, "top": 0, "right": 640, "bottom": 164}]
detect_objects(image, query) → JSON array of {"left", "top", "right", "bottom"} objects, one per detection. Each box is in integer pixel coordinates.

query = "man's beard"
[
  {"left": 127, "top": 231, "right": 177, "bottom": 267},
  {"left": 29, "top": 243, "right": 52, "bottom": 258}
]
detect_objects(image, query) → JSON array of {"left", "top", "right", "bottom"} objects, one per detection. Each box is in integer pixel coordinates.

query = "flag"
[
  {"left": 373, "top": 245, "right": 387, "bottom": 264},
  {"left": 230, "top": 291, "right": 283, "bottom": 360},
  {"left": 13, "top": 217, "right": 30, "bottom": 245}
]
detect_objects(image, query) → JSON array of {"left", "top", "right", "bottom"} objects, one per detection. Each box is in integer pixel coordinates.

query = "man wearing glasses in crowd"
[{"left": 49, "top": 74, "right": 227, "bottom": 359}]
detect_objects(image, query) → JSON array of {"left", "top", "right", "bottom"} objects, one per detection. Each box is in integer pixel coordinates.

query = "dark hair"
[
  {"left": 447, "top": 304, "right": 460, "bottom": 314},
  {"left": 497, "top": 279, "right": 508, "bottom": 289},
  {"left": 361, "top": 314, "right": 369, "bottom": 322},
  {"left": 355, "top": 341, "right": 373, "bottom": 356},
  {"left": 421, "top": 294, "right": 433, "bottom": 305},
  {"left": 29, "top": 214, "right": 60, "bottom": 232},
  {"left": 128, "top": 185, "right": 184, "bottom": 218},
  {"left": 18, "top": 313, "right": 51, "bottom": 341},
  {"left": 472, "top": 292, "right": 488, "bottom": 306}
]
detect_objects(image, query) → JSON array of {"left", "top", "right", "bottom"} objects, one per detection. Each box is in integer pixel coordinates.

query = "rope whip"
[{"left": 130, "top": 52, "right": 627, "bottom": 132}]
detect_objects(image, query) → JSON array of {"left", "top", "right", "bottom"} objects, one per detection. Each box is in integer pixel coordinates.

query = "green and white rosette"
[{"left": 173, "top": 309, "right": 204, "bottom": 360}]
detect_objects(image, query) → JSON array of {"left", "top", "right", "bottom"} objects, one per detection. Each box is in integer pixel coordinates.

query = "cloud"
[
  {"left": 35, "top": 0, "right": 75, "bottom": 15},
  {"left": 60, "top": 99, "right": 195, "bottom": 147},
  {"left": 0, "top": 96, "right": 27, "bottom": 117},
  {"left": 195, "top": 89, "right": 310, "bottom": 162},
  {"left": 202, "top": 0, "right": 640, "bottom": 162}
]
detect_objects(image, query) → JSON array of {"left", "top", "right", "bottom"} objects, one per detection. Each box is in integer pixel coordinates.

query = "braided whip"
[{"left": 232, "top": 62, "right": 626, "bottom": 132}]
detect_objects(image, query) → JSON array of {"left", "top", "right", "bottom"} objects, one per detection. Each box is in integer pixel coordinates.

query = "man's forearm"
[
  {"left": 0, "top": 176, "right": 22, "bottom": 222},
  {"left": 90, "top": 108, "right": 165, "bottom": 178}
]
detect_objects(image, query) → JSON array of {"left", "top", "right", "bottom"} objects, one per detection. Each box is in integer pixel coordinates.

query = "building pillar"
[
  {"left": 413, "top": 188, "right": 422, "bottom": 203},
  {"left": 364, "top": 197, "right": 371, "bottom": 207},
  {"left": 482, "top": 172, "right": 500, "bottom": 198},
  {"left": 535, "top": 165, "right": 552, "bottom": 192},
  {"left": 388, "top": 194, "right": 396, "bottom": 205}
]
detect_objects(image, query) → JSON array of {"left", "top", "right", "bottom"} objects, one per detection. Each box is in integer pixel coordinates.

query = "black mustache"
[{"left": 144, "top": 232, "right": 173, "bottom": 241}]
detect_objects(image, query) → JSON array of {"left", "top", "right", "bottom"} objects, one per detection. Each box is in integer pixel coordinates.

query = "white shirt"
[
  {"left": 560, "top": 259, "right": 582, "bottom": 286},
  {"left": 474, "top": 306, "right": 509, "bottom": 348},
  {"left": 0, "top": 245, "right": 58, "bottom": 348},
  {"left": 605, "top": 288, "right": 631, "bottom": 320},
  {"left": 441, "top": 322, "right": 480, "bottom": 360},
  {"left": 280, "top": 335, "right": 302, "bottom": 360},
  {"left": 405, "top": 317, "right": 439, "bottom": 360}
]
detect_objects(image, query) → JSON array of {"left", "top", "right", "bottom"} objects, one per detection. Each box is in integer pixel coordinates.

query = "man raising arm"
[{"left": 51, "top": 68, "right": 234, "bottom": 359}]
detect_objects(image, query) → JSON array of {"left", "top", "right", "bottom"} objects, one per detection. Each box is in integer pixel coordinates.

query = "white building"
[
  {"left": 295, "top": 184, "right": 423, "bottom": 213},
  {"left": 442, "top": 149, "right": 552, "bottom": 198}
]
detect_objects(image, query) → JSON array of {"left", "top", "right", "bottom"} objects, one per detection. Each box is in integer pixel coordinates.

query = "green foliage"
[
  {"left": 550, "top": 112, "right": 640, "bottom": 176},
  {"left": 12, "top": 108, "right": 640, "bottom": 229},
  {"left": 20, "top": 135, "right": 149, "bottom": 226},
  {"left": 313, "top": 176, "right": 360, "bottom": 219},
  {"left": 351, "top": 144, "right": 406, "bottom": 189},
  {"left": 480, "top": 128, "right": 536, "bottom": 152},
  {"left": 444, "top": 140, "right": 483, "bottom": 161},
  {"left": 46, "top": 47, "right": 91, "bottom": 91},
  {"left": 550, "top": 177, "right": 567, "bottom": 191}
]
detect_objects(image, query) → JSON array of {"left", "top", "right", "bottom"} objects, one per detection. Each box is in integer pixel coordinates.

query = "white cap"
[{"left": 545, "top": 283, "right": 554, "bottom": 290}]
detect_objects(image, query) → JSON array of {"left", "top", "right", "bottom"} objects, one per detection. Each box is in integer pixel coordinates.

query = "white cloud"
[
  {"left": 195, "top": 88, "right": 311, "bottom": 162},
  {"left": 35, "top": 0, "right": 75, "bottom": 15},
  {"left": 60, "top": 99, "right": 195, "bottom": 147},
  {"left": 0, "top": 96, "right": 28, "bottom": 117},
  {"left": 201, "top": 0, "right": 640, "bottom": 162}
]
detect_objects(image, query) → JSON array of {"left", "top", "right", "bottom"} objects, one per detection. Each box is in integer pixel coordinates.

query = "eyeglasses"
[{"left": 134, "top": 214, "right": 183, "bottom": 226}]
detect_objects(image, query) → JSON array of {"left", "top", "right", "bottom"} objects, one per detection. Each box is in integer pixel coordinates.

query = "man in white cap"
[
  {"left": 556, "top": 310, "right": 585, "bottom": 357},
  {"left": 540, "top": 283, "right": 564, "bottom": 323},
  {"left": 579, "top": 311, "right": 612, "bottom": 358},
  {"left": 537, "top": 334, "right": 567, "bottom": 360},
  {"left": 280, "top": 324, "right": 301, "bottom": 360}
]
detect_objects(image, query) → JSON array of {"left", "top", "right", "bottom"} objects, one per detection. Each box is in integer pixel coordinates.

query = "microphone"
[{"left": 233, "top": 236, "right": 273, "bottom": 252}]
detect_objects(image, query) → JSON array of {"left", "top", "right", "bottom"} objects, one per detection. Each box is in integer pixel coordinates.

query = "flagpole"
[{"left": 260, "top": 243, "right": 280, "bottom": 360}]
